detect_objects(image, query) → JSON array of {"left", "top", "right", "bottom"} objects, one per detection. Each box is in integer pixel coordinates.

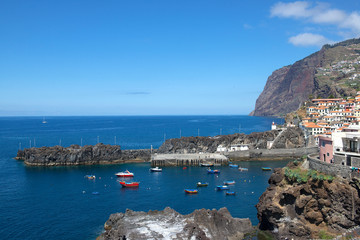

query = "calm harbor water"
[{"left": 0, "top": 116, "right": 288, "bottom": 239}]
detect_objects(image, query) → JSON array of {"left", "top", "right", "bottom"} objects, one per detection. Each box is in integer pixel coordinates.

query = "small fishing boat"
[
  {"left": 197, "top": 182, "right": 209, "bottom": 187},
  {"left": 229, "top": 164, "right": 239, "bottom": 168},
  {"left": 119, "top": 181, "right": 139, "bottom": 188},
  {"left": 216, "top": 185, "right": 230, "bottom": 190},
  {"left": 200, "top": 162, "right": 214, "bottom": 167},
  {"left": 226, "top": 191, "right": 236, "bottom": 195},
  {"left": 262, "top": 167, "right": 272, "bottom": 171},
  {"left": 224, "top": 180, "right": 236, "bottom": 185},
  {"left": 115, "top": 170, "right": 134, "bottom": 177},
  {"left": 185, "top": 189, "right": 198, "bottom": 194},
  {"left": 207, "top": 168, "right": 220, "bottom": 174},
  {"left": 85, "top": 175, "right": 96, "bottom": 180},
  {"left": 150, "top": 167, "right": 162, "bottom": 172},
  {"left": 238, "top": 167, "right": 248, "bottom": 171}
]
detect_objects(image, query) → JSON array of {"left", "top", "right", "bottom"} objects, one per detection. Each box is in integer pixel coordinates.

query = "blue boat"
[
  {"left": 207, "top": 168, "right": 220, "bottom": 174},
  {"left": 216, "top": 185, "right": 229, "bottom": 190},
  {"left": 226, "top": 191, "right": 236, "bottom": 195},
  {"left": 229, "top": 164, "right": 238, "bottom": 168}
]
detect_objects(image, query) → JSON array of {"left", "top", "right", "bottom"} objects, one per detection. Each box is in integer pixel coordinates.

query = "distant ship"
[{"left": 42, "top": 117, "right": 47, "bottom": 124}]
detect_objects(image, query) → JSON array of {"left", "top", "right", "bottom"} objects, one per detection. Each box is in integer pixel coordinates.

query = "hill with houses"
[{"left": 251, "top": 38, "right": 360, "bottom": 117}]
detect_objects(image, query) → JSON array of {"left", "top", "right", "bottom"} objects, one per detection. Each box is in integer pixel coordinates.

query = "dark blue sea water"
[{"left": 0, "top": 116, "right": 288, "bottom": 239}]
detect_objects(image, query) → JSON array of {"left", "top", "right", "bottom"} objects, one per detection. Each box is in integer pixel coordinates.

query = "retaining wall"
[
  {"left": 307, "top": 154, "right": 353, "bottom": 179},
  {"left": 227, "top": 147, "right": 318, "bottom": 161}
]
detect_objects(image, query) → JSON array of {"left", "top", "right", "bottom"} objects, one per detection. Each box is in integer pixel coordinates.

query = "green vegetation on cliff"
[{"left": 252, "top": 38, "right": 360, "bottom": 117}]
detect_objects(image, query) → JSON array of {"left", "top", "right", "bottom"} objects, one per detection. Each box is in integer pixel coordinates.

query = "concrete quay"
[{"left": 151, "top": 153, "right": 228, "bottom": 167}]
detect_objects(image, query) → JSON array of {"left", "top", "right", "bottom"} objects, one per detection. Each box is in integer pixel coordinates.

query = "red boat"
[
  {"left": 119, "top": 181, "right": 139, "bottom": 188},
  {"left": 184, "top": 189, "right": 198, "bottom": 194},
  {"left": 115, "top": 170, "right": 134, "bottom": 177}
]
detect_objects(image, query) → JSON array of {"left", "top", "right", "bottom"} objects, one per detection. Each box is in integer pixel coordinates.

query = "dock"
[{"left": 151, "top": 153, "right": 228, "bottom": 167}]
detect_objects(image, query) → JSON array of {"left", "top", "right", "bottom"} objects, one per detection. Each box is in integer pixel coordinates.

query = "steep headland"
[
  {"left": 251, "top": 38, "right": 360, "bottom": 116},
  {"left": 97, "top": 207, "right": 253, "bottom": 240},
  {"left": 256, "top": 161, "right": 360, "bottom": 239}
]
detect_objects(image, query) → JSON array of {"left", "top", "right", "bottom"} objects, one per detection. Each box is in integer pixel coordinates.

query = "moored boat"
[
  {"left": 238, "top": 167, "right": 248, "bottom": 171},
  {"left": 150, "top": 167, "right": 162, "bottom": 172},
  {"left": 197, "top": 182, "right": 209, "bottom": 187},
  {"left": 226, "top": 191, "right": 236, "bottom": 195},
  {"left": 185, "top": 189, "right": 198, "bottom": 194},
  {"left": 262, "top": 167, "right": 272, "bottom": 171},
  {"left": 207, "top": 168, "right": 220, "bottom": 174},
  {"left": 229, "top": 164, "right": 238, "bottom": 168},
  {"left": 115, "top": 170, "right": 134, "bottom": 177},
  {"left": 216, "top": 185, "right": 230, "bottom": 190},
  {"left": 85, "top": 175, "right": 96, "bottom": 180},
  {"left": 119, "top": 181, "right": 139, "bottom": 188},
  {"left": 224, "top": 180, "right": 235, "bottom": 185},
  {"left": 200, "top": 162, "right": 214, "bottom": 167}
]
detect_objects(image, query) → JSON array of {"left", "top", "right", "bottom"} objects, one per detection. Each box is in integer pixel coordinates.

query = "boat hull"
[
  {"left": 224, "top": 181, "right": 235, "bottom": 185},
  {"left": 119, "top": 181, "right": 139, "bottom": 188},
  {"left": 185, "top": 189, "right": 198, "bottom": 194},
  {"left": 262, "top": 167, "right": 272, "bottom": 171},
  {"left": 197, "top": 182, "right": 209, "bottom": 187}
]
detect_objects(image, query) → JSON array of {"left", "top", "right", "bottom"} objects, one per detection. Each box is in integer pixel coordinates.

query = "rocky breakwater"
[
  {"left": 16, "top": 143, "right": 152, "bottom": 166},
  {"left": 158, "top": 127, "right": 305, "bottom": 154},
  {"left": 256, "top": 162, "right": 360, "bottom": 239},
  {"left": 97, "top": 207, "right": 253, "bottom": 240}
]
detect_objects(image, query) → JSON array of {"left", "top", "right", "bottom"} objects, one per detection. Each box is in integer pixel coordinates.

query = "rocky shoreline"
[
  {"left": 16, "top": 143, "right": 152, "bottom": 166},
  {"left": 15, "top": 127, "right": 308, "bottom": 166},
  {"left": 97, "top": 207, "right": 253, "bottom": 240},
  {"left": 256, "top": 161, "right": 360, "bottom": 239}
]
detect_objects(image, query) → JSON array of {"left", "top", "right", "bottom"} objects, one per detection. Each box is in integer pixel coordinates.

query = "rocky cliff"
[
  {"left": 16, "top": 143, "right": 151, "bottom": 166},
  {"left": 256, "top": 163, "right": 360, "bottom": 239},
  {"left": 251, "top": 38, "right": 360, "bottom": 116},
  {"left": 97, "top": 207, "right": 253, "bottom": 240},
  {"left": 158, "top": 127, "right": 305, "bottom": 154}
]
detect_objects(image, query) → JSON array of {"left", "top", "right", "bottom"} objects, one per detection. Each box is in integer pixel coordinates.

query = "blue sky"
[{"left": 1, "top": 0, "right": 359, "bottom": 116}]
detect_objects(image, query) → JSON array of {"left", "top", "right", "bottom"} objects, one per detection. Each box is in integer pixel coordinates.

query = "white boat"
[
  {"left": 238, "top": 167, "right": 248, "bottom": 171},
  {"left": 115, "top": 170, "right": 134, "bottom": 177},
  {"left": 150, "top": 167, "right": 162, "bottom": 172},
  {"left": 42, "top": 117, "right": 47, "bottom": 124}
]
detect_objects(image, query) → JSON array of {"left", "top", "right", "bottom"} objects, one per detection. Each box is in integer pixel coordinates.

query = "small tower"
[{"left": 271, "top": 122, "right": 277, "bottom": 130}]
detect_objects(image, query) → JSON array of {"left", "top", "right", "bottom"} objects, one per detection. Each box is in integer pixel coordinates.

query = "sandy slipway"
[{"left": 97, "top": 207, "right": 253, "bottom": 240}]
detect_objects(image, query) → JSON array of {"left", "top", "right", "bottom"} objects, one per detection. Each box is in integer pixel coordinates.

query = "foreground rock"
[
  {"left": 16, "top": 143, "right": 151, "bottom": 166},
  {"left": 98, "top": 207, "right": 253, "bottom": 240},
  {"left": 256, "top": 163, "right": 360, "bottom": 239}
]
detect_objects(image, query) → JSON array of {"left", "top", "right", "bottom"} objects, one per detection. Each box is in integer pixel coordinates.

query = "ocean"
[{"left": 0, "top": 115, "right": 288, "bottom": 239}]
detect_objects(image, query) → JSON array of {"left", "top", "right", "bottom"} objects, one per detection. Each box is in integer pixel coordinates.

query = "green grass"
[
  {"left": 284, "top": 166, "right": 334, "bottom": 183},
  {"left": 318, "top": 229, "right": 334, "bottom": 239}
]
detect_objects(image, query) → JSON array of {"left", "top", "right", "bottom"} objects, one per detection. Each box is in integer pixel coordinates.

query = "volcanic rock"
[{"left": 97, "top": 207, "right": 253, "bottom": 240}]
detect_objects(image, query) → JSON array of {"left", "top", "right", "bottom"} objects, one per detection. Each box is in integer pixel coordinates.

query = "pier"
[{"left": 151, "top": 153, "right": 228, "bottom": 167}]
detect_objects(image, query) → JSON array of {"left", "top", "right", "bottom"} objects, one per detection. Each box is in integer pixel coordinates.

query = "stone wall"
[
  {"left": 227, "top": 147, "right": 318, "bottom": 160},
  {"left": 307, "top": 154, "right": 352, "bottom": 179}
]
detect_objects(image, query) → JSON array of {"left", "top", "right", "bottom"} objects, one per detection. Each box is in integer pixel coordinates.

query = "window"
[{"left": 327, "top": 153, "right": 329, "bottom": 156}]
